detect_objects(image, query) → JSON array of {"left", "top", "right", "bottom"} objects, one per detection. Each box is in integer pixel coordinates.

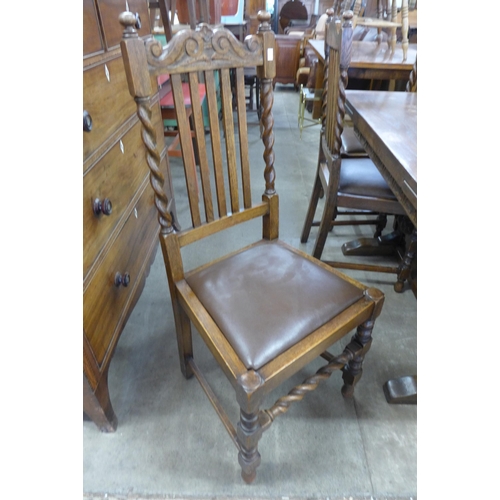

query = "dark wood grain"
[
  {"left": 345, "top": 90, "right": 417, "bottom": 226},
  {"left": 84, "top": 0, "right": 171, "bottom": 432},
  {"left": 83, "top": 0, "right": 104, "bottom": 57},
  {"left": 274, "top": 35, "right": 302, "bottom": 86}
]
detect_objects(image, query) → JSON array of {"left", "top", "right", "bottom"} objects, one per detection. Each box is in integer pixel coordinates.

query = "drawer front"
[
  {"left": 83, "top": 104, "right": 164, "bottom": 278},
  {"left": 83, "top": 57, "right": 137, "bottom": 164},
  {"left": 83, "top": 184, "right": 159, "bottom": 366},
  {"left": 83, "top": 0, "right": 104, "bottom": 57},
  {"left": 97, "top": 0, "right": 151, "bottom": 50}
]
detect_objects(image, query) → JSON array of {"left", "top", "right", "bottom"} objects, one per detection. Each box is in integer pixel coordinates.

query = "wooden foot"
[
  {"left": 383, "top": 375, "right": 417, "bottom": 404},
  {"left": 342, "top": 230, "right": 404, "bottom": 257},
  {"left": 236, "top": 371, "right": 264, "bottom": 483},
  {"left": 342, "top": 237, "right": 398, "bottom": 257},
  {"left": 237, "top": 409, "right": 262, "bottom": 483},
  {"left": 83, "top": 374, "right": 117, "bottom": 432}
]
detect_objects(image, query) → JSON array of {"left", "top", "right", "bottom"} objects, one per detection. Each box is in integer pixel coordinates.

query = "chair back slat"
[
  {"left": 235, "top": 67, "right": 252, "bottom": 209},
  {"left": 204, "top": 69, "right": 228, "bottom": 218},
  {"left": 187, "top": 72, "right": 214, "bottom": 222},
  {"left": 220, "top": 68, "right": 240, "bottom": 214},
  {"left": 170, "top": 72, "right": 202, "bottom": 227}
]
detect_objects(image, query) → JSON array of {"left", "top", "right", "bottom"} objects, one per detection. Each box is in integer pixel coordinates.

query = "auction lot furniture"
[{"left": 119, "top": 9, "right": 385, "bottom": 482}]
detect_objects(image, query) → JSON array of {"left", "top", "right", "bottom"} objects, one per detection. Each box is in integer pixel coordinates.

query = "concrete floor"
[{"left": 83, "top": 85, "right": 417, "bottom": 500}]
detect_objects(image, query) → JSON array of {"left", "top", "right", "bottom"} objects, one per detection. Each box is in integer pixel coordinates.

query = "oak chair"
[
  {"left": 301, "top": 7, "right": 415, "bottom": 293},
  {"left": 119, "top": 9, "right": 384, "bottom": 483}
]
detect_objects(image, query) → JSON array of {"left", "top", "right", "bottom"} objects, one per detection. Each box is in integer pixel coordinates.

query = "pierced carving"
[{"left": 144, "top": 24, "right": 264, "bottom": 74}]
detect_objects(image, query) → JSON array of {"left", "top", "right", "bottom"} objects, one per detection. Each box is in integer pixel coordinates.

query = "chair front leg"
[
  {"left": 236, "top": 371, "right": 264, "bottom": 483},
  {"left": 342, "top": 288, "right": 384, "bottom": 398},
  {"left": 301, "top": 170, "right": 322, "bottom": 244},
  {"left": 237, "top": 408, "right": 263, "bottom": 483}
]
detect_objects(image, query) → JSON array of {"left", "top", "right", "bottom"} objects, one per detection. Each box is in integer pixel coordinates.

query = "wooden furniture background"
[
  {"left": 278, "top": 0, "right": 308, "bottom": 32},
  {"left": 307, "top": 38, "right": 416, "bottom": 117},
  {"left": 245, "top": 0, "right": 266, "bottom": 34},
  {"left": 274, "top": 34, "right": 303, "bottom": 86},
  {"left": 83, "top": 0, "right": 174, "bottom": 432},
  {"left": 308, "top": 38, "right": 417, "bottom": 81},
  {"left": 150, "top": 0, "right": 221, "bottom": 39},
  {"left": 120, "top": 9, "right": 385, "bottom": 483},
  {"left": 301, "top": 8, "right": 405, "bottom": 273},
  {"left": 276, "top": 0, "right": 334, "bottom": 33},
  {"left": 352, "top": 0, "right": 409, "bottom": 61}
]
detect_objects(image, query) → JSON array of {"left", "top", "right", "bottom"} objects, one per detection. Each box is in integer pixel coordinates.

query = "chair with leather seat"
[
  {"left": 301, "top": 7, "right": 415, "bottom": 292},
  {"left": 120, "top": 9, "right": 385, "bottom": 483}
]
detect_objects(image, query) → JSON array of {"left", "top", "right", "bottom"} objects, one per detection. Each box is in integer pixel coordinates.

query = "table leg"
[{"left": 341, "top": 230, "right": 403, "bottom": 257}]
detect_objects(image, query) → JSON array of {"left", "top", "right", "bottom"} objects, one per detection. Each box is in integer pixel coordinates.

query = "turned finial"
[
  {"left": 257, "top": 10, "right": 271, "bottom": 23},
  {"left": 343, "top": 10, "right": 354, "bottom": 23},
  {"left": 257, "top": 10, "right": 271, "bottom": 31},
  {"left": 119, "top": 11, "right": 138, "bottom": 38}
]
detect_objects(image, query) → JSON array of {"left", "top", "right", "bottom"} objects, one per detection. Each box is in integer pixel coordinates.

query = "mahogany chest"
[{"left": 83, "top": 0, "right": 172, "bottom": 431}]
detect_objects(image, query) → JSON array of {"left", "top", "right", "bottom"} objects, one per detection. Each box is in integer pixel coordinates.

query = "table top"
[
  {"left": 345, "top": 90, "right": 417, "bottom": 226},
  {"left": 308, "top": 39, "right": 417, "bottom": 71}
]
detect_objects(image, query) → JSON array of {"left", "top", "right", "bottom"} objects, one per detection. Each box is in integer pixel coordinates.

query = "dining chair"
[
  {"left": 300, "top": 6, "right": 415, "bottom": 292},
  {"left": 119, "top": 9, "right": 385, "bottom": 483},
  {"left": 352, "top": 0, "right": 409, "bottom": 61}
]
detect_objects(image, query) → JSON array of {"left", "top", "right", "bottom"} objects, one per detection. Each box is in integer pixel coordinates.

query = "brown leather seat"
[
  {"left": 187, "top": 241, "right": 363, "bottom": 370},
  {"left": 341, "top": 126, "right": 368, "bottom": 158},
  {"left": 339, "top": 159, "right": 399, "bottom": 200}
]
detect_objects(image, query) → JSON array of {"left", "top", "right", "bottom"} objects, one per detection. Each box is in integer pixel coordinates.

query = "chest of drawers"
[{"left": 83, "top": 0, "right": 173, "bottom": 431}]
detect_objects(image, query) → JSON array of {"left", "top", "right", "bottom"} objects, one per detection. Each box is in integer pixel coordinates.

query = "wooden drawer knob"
[
  {"left": 83, "top": 110, "right": 92, "bottom": 132},
  {"left": 114, "top": 272, "right": 130, "bottom": 287},
  {"left": 93, "top": 198, "right": 113, "bottom": 216}
]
